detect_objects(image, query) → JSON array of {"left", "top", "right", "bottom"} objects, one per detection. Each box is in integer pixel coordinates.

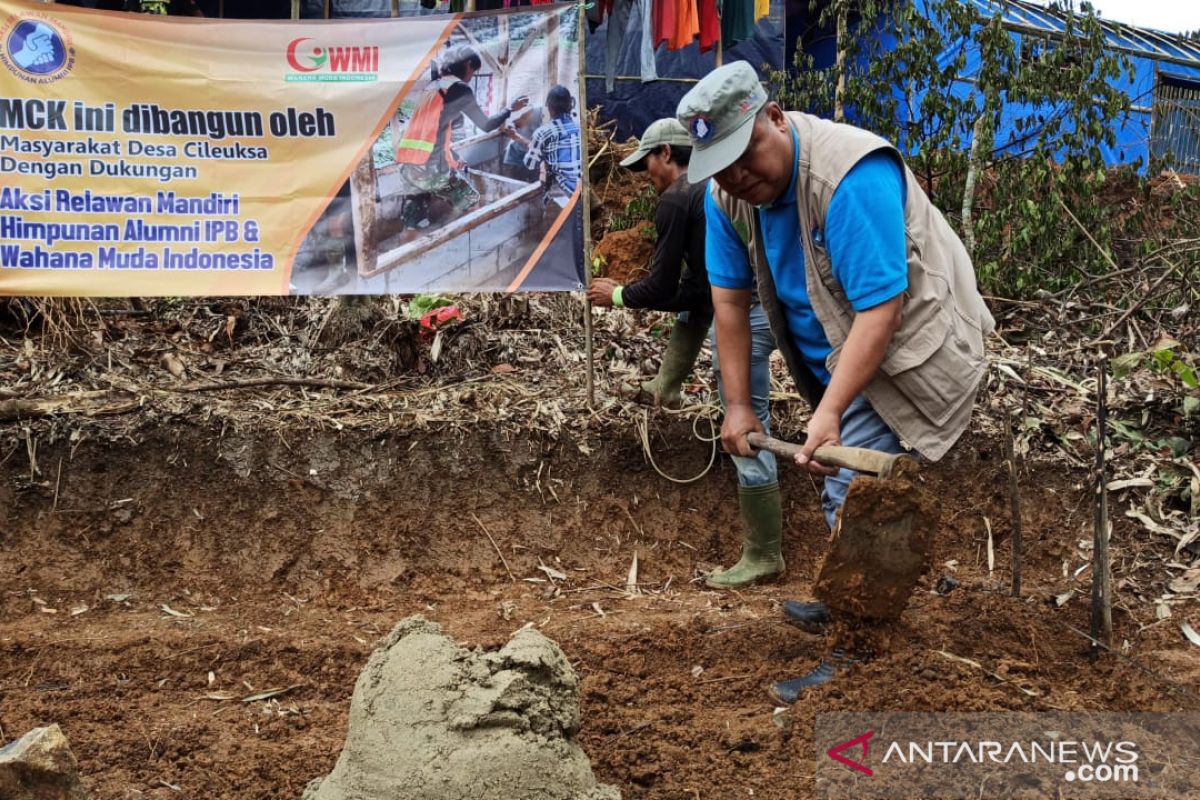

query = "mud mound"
[
  {"left": 594, "top": 224, "right": 654, "bottom": 285},
  {"left": 815, "top": 474, "right": 937, "bottom": 620},
  {"left": 304, "top": 617, "right": 619, "bottom": 800}
]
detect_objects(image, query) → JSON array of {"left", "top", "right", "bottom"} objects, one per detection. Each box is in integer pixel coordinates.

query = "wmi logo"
[{"left": 285, "top": 37, "right": 379, "bottom": 82}]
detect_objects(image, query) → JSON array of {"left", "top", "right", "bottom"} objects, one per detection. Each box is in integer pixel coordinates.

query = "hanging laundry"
[
  {"left": 753, "top": 0, "right": 768, "bottom": 23},
  {"left": 697, "top": 0, "right": 718, "bottom": 52},
  {"left": 718, "top": 0, "right": 754, "bottom": 49},
  {"left": 668, "top": 0, "right": 698, "bottom": 50},
  {"left": 652, "top": 0, "right": 675, "bottom": 49},
  {"left": 605, "top": 0, "right": 658, "bottom": 93},
  {"left": 587, "top": 0, "right": 613, "bottom": 33}
]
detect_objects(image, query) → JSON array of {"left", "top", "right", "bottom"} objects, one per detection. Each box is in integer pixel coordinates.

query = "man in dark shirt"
[
  {"left": 588, "top": 118, "right": 711, "bottom": 408},
  {"left": 589, "top": 118, "right": 783, "bottom": 590}
]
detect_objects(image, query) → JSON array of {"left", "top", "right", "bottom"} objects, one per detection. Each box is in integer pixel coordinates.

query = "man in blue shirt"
[
  {"left": 689, "top": 76, "right": 909, "bottom": 529},
  {"left": 677, "top": 62, "right": 993, "bottom": 703}
]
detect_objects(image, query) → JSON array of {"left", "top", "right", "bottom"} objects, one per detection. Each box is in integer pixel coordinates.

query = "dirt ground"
[
  {"left": 594, "top": 223, "right": 655, "bottom": 285},
  {"left": 2, "top": 422, "right": 1199, "bottom": 800}
]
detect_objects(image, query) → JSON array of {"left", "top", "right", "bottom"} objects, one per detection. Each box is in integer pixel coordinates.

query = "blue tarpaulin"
[{"left": 786, "top": 0, "right": 1200, "bottom": 173}]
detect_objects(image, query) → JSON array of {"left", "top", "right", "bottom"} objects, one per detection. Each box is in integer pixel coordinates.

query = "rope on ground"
[{"left": 634, "top": 402, "right": 720, "bottom": 485}]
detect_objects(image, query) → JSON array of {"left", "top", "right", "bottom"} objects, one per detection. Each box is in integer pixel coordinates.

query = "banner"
[{"left": 0, "top": 1, "right": 585, "bottom": 296}]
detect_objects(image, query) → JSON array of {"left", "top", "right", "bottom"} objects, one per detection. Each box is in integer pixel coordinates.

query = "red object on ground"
[{"left": 419, "top": 306, "right": 464, "bottom": 340}]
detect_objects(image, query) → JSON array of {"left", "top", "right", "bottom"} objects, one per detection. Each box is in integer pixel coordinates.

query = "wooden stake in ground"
[
  {"left": 1006, "top": 417, "right": 1022, "bottom": 597},
  {"left": 1090, "top": 361, "right": 1113, "bottom": 659},
  {"left": 577, "top": 1, "right": 596, "bottom": 410}
]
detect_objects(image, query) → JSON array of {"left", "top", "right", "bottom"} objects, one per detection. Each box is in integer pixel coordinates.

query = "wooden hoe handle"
[{"left": 745, "top": 433, "right": 915, "bottom": 478}]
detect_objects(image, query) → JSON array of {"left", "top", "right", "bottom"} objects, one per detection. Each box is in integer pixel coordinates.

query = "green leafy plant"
[
  {"left": 1151, "top": 347, "right": 1199, "bottom": 390},
  {"left": 609, "top": 186, "right": 658, "bottom": 232},
  {"left": 406, "top": 294, "right": 454, "bottom": 320},
  {"left": 1112, "top": 339, "right": 1199, "bottom": 390}
]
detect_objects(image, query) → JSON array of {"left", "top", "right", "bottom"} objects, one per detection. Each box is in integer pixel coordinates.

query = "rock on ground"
[
  {"left": 303, "top": 617, "right": 620, "bottom": 800},
  {"left": 0, "top": 724, "right": 91, "bottom": 800}
]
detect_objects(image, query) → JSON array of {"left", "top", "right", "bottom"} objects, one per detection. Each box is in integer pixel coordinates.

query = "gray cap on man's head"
[
  {"left": 676, "top": 61, "right": 769, "bottom": 183},
  {"left": 619, "top": 118, "right": 693, "bottom": 171}
]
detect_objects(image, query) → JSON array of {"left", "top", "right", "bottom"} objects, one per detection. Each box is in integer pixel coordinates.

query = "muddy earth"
[
  {"left": 815, "top": 473, "right": 938, "bottom": 620},
  {"left": 2, "top": 424, "right": 1199, "bottom": 799},
  {"left": 594, "top": 223, "right": 655, "bottom": 285}
]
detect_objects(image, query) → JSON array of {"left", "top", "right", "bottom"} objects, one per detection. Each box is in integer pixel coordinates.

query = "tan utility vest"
[{"left": 712, "top": 111, "right": 995, "bottom": 461}]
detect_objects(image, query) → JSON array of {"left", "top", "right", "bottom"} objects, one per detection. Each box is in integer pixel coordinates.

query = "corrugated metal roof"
[{"left": 971, "top": 0, "right": 1200, "bottom": 65}]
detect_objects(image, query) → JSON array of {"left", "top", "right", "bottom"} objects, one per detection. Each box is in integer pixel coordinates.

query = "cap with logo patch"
[
  {"left": 676, "top": 61, "right": 769, "bottom": 183},
  {"left": 619, "top": 118, "right": 693, "bottom": 171}
]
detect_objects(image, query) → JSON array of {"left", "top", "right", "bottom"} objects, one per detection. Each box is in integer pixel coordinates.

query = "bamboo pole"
[
  {"left": 1006, "top": 417, "right": 1022, "bottom": 597},
  {"left": 577, "top": 0, "right": 595, "bottom": 409},
  {"left": 834, "top": 0, "right": 847, "bottom": 122},
  {"left": 1090, "top": 361, "right": 1113, "bottom": 659},
  {"left": 510, "top": 17, "right": 550, "bottom": 69},
  {"left": 348, "top": 156, "right": 379, "bottom": 278},
  {"left": 498, "top": 14, "right": 510, "bottom": 107},
  {"left": 582, "top": 74, "right": 702, "bottom": 84},
  {"left": 546, "top": 12, "right": 560, "bottom": 86}
]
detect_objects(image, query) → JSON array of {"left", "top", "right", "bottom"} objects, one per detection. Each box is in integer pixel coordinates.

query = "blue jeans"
[
  {"left": 821, "top": 394, "right": 906, "bottom": 530},
  {"left": 711, "top": 304, "right": 778, "bottom": 489}
]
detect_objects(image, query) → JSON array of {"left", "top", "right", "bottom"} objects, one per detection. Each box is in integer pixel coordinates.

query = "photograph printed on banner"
[{"left": 290, "top": 4, "right": 585, "bottom": 296}]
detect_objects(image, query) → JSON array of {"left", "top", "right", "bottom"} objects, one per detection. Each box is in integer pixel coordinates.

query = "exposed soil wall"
[{"left": 2, "top": 423, "right": 1197, "bottom": 800}]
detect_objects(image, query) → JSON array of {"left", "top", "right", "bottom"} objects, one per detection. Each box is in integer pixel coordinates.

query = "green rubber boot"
[
  {"left": 705, "top": 482, "right": 785, "bottom": 588},
  {"left": 638, "top": 316, "right": 709, "bottom": 408}
]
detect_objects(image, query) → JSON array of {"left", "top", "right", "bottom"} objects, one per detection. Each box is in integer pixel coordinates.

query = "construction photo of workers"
[{"left": 289, "top": 7, "right": 586, "bottom": 295}]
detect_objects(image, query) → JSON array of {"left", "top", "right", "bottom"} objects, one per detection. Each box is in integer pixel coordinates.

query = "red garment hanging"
[
  {"left": 653, "top": 0, "right": 676, "bottom": 49},
  {"left": 698, "top": 0, "right": 718, "bottom": 52}
]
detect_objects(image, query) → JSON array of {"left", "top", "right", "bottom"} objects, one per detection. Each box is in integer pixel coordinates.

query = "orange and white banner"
[{"left": 0, "top": 1, "right": 584, "bottom": 296}]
